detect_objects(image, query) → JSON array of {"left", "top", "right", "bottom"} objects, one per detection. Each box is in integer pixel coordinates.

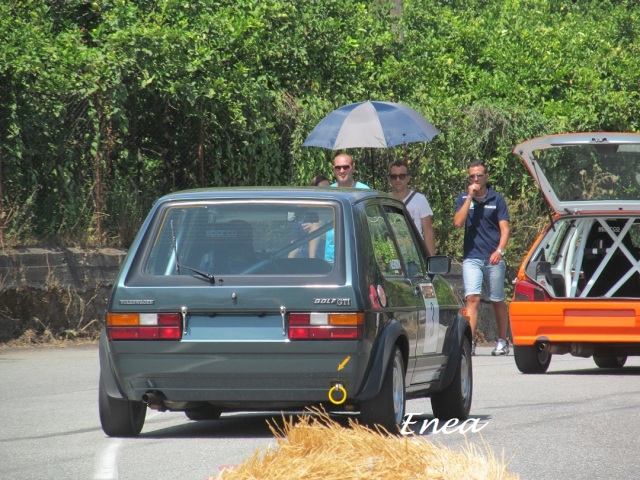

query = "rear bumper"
[
  {"left": 510, "top": 300, "right": 640, "bottom": 346},
  {"left": 102, "top": 338, "right": 368, "bottom": 407}
]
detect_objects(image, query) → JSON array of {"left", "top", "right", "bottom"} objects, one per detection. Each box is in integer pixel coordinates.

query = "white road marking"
[
  {"left": 93, "top": 410, "right": 161, "bottom": 479},
  {"left": 93, "top": 439, "right": 122, "bottom": 479}
]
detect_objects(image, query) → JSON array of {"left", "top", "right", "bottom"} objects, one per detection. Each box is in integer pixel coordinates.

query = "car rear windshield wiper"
[{"left": 177, "top": 263, "right": 216, "bottom": 284}]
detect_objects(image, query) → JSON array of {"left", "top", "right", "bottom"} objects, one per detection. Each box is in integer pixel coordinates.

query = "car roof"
[
  {"left": 513, "top": 132, "right": 640, "bottom": 214},
  {"left": 155, "top": 187, "right": 393, "bottom": 204}
]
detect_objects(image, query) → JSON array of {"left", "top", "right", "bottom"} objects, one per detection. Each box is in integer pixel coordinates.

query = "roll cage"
[{"left": 529, "top": 216, "right": 640, "bottom": 298}]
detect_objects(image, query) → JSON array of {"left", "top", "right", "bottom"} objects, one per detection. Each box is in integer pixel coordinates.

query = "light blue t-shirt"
[
  {"left": 330, "top": 181, "right": 370, "bottom": 189},
  {"left": 325, "top": 181, "right": 370, "bottom": 262}
]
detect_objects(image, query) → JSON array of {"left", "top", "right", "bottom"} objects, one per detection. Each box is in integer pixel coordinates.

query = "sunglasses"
[
  {"left": 388, "top": 174, "right": 408, "bottom": 180},
  {"left": 334, "top": 165, "right": 352, "bottom": 171},
  {"left": 468, "top": 173, "right": 486, "bottom": 180}
]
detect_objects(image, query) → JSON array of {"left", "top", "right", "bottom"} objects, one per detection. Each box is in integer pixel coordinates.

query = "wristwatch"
[{"left": 497, "top": 248, "right": 505, "bottom": 256}]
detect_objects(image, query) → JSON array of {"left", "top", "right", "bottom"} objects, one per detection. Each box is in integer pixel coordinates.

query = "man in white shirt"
[{"left": 388, "top": 160, "right": 436, "bottom": 256}]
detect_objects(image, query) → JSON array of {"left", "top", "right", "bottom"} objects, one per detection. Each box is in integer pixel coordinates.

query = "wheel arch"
[
  {"left": 433, "top": 312, "right": 472, "bottom": 391},
  {"left": 354, "top": 320, "right": 408, "bottom": 401},
  {"left": 99, "top": 330, "right": 126, "bottom": 400}
]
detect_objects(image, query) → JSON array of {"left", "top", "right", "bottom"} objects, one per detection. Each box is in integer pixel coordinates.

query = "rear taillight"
[
  {"left": 107, "top": 313, "right": 182, "bottom": 340},
  {"left": 288, "top": 312, "right": 364, "bottom": 340},
  {"left": 513, "top": 280, "right": 551, "bottom": 302}
]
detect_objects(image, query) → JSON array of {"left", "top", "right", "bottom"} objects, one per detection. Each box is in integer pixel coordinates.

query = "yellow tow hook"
[{"left": 328, "top": 382, "right": 347, "bottom": 405}]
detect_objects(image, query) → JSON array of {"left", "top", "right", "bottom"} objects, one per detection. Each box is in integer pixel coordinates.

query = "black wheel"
[
  {"left": 431, "top": 337, "right": 472, "bottom": 420},
  {"left": 593, "top": 355, "right": 627, "bottom": 369},
  {"left": 514, "top": 344, "right": 552, "bottom": 374},
  {"left": 185, "top": 407, "right": 222, "bottom": 421},
  {"left": 359, "top": 346, "right": 405, "bottom": 433},
  {"left": 99, "top": 375, "right": 146, "bottom": 437}
]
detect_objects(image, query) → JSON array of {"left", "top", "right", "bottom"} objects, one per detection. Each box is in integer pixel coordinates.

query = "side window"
[
  {"left": 365, "top": 204, "right": 403, "bottom": 277},
  {"left": 384, "top": 206, "right": 426, "bottom": 277},
  {"left": 623, "top": 219, "right": 640, "bottom": 250},
  {"left": 543, "top": 219, "right": 572, "bottom": 265}
]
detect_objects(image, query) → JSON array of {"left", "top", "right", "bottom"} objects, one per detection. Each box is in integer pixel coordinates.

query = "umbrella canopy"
[{"left": 302, "top": 101, "right": 439, "bottom": 150}]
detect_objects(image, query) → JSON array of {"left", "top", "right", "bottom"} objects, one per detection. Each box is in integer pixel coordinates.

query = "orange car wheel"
[{"left": 514, "top": 344, "right": 552, "bottom": 374}]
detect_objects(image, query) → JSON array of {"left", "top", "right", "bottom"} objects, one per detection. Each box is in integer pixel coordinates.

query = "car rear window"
[
  {"left": 534, "top": 143, "right": 640, "bottom": 202},
  {"left": 143, "top": 202, "right": 336, "bottom": 277}
]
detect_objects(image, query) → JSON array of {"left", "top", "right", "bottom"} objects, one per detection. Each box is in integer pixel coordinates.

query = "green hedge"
[{"left": 1, "top": 0, "right": 639, "bottom": 266}]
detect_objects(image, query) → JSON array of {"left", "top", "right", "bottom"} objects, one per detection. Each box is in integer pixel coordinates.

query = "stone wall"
[
  {"left": 0, "top": 248, "right": 508, "bottom": 344},
  {"left": 0, "top": 247, "right": 127, "bottom": 342}
]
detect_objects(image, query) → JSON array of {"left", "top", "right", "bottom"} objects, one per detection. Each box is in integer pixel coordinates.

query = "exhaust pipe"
[{"left": 142, "top": 391, "right": 167, "bottom": 411}]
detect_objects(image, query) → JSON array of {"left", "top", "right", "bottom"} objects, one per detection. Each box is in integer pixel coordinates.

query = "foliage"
[{"left": 0, "top": 0, "right": 639, "bottom": 264}]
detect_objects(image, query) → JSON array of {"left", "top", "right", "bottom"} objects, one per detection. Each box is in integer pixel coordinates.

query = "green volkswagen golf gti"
[{"left": 99, "top": 187, "right": 472, "bottom": 436}]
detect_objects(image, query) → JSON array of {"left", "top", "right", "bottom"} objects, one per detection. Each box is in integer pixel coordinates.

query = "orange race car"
[{"left": 510, "top": 132, "right": 640, "bottom": 373}]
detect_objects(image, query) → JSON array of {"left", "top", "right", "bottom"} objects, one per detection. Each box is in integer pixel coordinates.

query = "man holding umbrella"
[
  {"left": 331, "top": 154, "right": 370, "bottom": 189},
  {"left": 324, "top": 154, "right": 369, "bottom": 263},
  {"left": 302, "top": 100, "right": 439, "bottom": 261}
]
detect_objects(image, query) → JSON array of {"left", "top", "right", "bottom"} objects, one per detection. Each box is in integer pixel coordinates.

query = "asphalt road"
[{"left": 1, "top": 344, "right": 639, "bottom": 480}]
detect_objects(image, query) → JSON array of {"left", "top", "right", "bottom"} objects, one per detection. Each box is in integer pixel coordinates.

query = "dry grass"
[{"left": 215, "top": 410, "right": 518, "bottom": 480}]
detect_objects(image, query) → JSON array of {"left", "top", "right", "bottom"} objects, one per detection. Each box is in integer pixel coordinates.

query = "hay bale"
[{"left": 215, "top": 410, "right": 517, "bottom": 480}]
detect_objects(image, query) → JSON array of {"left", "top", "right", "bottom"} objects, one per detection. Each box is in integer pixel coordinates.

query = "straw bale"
[{"left": 215, "top": 409, "right": 518, "bottom": 480}]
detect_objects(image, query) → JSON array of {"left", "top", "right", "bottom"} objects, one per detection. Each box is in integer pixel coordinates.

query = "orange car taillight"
[
  {"left": 288, "top": 312, "right": 364, "bottom": 340},
  {"left": 514, "top": 280, "right": 551, "bottom": 302},
  {"left": 106, "top": 313, "right": 182, "bottom": 340}
]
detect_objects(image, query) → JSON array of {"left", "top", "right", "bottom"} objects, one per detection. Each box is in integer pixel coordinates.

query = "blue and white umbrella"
[{"left": 302, "top": 100, "right": 439, "bottom": 150}]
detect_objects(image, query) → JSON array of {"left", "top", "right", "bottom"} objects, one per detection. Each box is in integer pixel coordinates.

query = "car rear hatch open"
[
  {"left": 513, "top": 132, "right": 640, "bottom": 214},
  {"left": 512, "top": 132, "right": 640, "bottom": 301}
]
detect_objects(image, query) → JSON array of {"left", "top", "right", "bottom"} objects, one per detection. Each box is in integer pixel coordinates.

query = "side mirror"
[
  {"left": 406, "top": 261, "right": 420, "bottom": 277},
  {"left": 427, "top": 255, "right": 451, "bottom": 275}
]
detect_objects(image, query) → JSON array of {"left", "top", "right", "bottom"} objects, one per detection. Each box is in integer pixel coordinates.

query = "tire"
[
  {"left": 185, "top": 407, "right": 222, "bottom": 421},
  {"left": 593, "top": 355, "right": 627, "bottom": 369},
  {"left": 99, "top": 376, "right": 146, "bottom": 437},
  {"left": 514, "top": 344, "right": 552, "bottom": 374},
  {"left": 431, "top": 337, "right": 472, "bottom": 420},
  {"left": 359, "top": 346, "right": 405, "bottom": 433}
]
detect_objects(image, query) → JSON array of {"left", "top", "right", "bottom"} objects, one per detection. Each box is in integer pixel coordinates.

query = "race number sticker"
[
  {"left": 377, "top": 285, "right": 387, "bottom": 308},
  {"left": 420, "top": 283, "right": 439, "bottom": 353}
]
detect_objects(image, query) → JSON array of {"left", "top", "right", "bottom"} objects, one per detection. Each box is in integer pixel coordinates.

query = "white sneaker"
[{"left": 491, "top": 338, "right": 509, "bottom": 356}]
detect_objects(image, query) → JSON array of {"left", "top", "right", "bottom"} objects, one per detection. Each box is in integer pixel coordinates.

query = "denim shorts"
[{"left": 462, "top": 258, "right": 506, "bottom": 302}]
